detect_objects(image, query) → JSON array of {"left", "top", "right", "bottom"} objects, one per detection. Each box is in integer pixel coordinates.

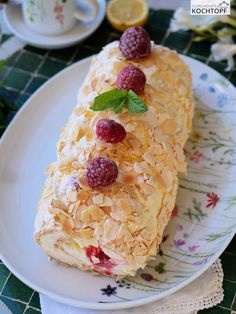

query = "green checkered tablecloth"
[{"left": 0, "top": 8, "right": 235, "bottom": 314}]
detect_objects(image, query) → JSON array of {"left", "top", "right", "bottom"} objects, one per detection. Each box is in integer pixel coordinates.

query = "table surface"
[{"left": 0, "top": 7, "right": 235, "bottom": 314}]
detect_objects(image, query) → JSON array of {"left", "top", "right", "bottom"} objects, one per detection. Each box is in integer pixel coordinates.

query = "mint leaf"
[
  {"left": 89, "top": 88, "right": 148, "bottom": 114},
  {"left": 114, "top": 98, "right": 126, "bottom": 113},
  {"left": 90, "top": 89, "right": 127, "bottom": 111},
  {"left": 126, "top": 90, "right": 148, "bottom": 113}
]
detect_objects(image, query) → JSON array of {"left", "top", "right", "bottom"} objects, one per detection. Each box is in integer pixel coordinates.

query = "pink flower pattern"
[
  {"left": 173, "top": 239, "right": 186, "bottom": 248},
  {"left": 190, "top": 150, "right": 204, "bottom": 163},
  {"left": 188, "top": 245, "right": 199, "bottom": 252},
  {"left": 206, "top": 192, "right": 220, "bottom": 208},
  {"left": 54, "top": 3, "right": 64, "bottom": 26}
]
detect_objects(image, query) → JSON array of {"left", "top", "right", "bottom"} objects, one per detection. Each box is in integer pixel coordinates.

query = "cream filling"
[{"left": 38, "top": 231, "right": 136, "bottom": 276}]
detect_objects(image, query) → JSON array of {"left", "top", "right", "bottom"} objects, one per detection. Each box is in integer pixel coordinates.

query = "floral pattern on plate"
[{"left": 95, "top": 56, "right": 236, "bottom": 303}]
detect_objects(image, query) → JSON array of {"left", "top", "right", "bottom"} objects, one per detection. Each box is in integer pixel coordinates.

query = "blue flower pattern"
[
  {"left": 101, "top": 285, "right": 117, "bottom": 296},
  {"left": 209, "top": 86, "right": 216, "bottom": 93},
  {"left": 199, "top": 72, "right": 229, "bottom": 108},
  {"left": 217, "top": 93, "right": 228, "bottom": 108},
  {"left": 200, "top": 73, "right": 208, "bottom": 81}
]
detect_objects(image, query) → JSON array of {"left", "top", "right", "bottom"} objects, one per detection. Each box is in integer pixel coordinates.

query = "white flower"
[
  {"left": 211, "top": 42, "right": 236, "bottom": 71},
  {"left": 170, "top": 8, "right": 219, "bottom": 32},
  {"left": 170, "top": 8, "right": 196, "bottom": 32},
  {"left": 170, "top": 8, "right": 236, "bottom": 32},
  {"left": 217, "top": 28, "right": 234, "bottom": 44}
]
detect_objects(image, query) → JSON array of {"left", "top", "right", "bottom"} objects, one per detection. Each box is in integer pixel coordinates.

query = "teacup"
[{"left": 21, "top": 0, "right": 98, "bottom": 35}]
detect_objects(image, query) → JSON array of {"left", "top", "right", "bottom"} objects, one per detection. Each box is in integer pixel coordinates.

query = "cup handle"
[{"left": 74, "top": 0, "right": 98, "bottom": 22}]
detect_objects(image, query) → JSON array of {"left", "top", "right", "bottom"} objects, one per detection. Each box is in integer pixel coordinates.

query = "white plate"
[
  {"left": 0, "top": 56, "right": 235, "bottom": 310},
  {"left": 3, "top": 0, "right": 105, "bottom": 49}
]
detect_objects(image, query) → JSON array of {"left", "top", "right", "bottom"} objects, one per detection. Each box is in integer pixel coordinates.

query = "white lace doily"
[{"left": 40, "top": 259, "right": 224, "bottom": 314}]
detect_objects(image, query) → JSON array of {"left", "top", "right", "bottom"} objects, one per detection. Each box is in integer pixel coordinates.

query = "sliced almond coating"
[
  {"left": 112, "top": 197, "right": 134, "bottom": 221},
  {"left": 149, "top": 143, "right": 163, "bottom": 155},
  {"left": 58, "top": 162, "right": 74, "bottom": 174},
  {"left": 102, "top": 219, "right": 120, "bottom": 242},
  {"left": 143, "top": 152, "right": 156, "bottom": 167},
  {"left": 102, "top": 247, "right": 124, "bottom": 261},
  {"left": 124, "top": 231, "right": 133, "bottom": 243},
  {"left": 110, "top": 210, "right": 127, "bottom": 222},
  {"left": 77, "top": 189, "right": 89, "bottom": 201},
  {"left": 134, "top": 162, "right": 149, "bottom": 174},
  {"left": 146, "top": 176, "right": 157, "bottom": 187},
  {"left": 111, "top": 183, "right": 123, "bottom": 195},
  {"left": 161, "top": 168, "right": 174, "bottom": 191},
  {"left": 147, "top": 190, "right": 163, "bottom": 216},
  {"left": 74, "top": 228, "right": 98, "bottom": 248},
  {"left": 74, "top": 228, "right": 94, "bottom": 239},
  {"left": 116, "top": 224, "right": 127, "bottom": 239},
  {"left": 68, "top": 201, "right": 80, "bottom": 214},
  {"left": 100, "top": 196, "right": 113, "bottom": 207},
  {"left": 118, "top": 173, "right": 136, "bottom": 186},
  {"left": 92, "top": 194, "right": 104, "bottom": 205},
  {"left": 91, "top": 77, "right": 99, "bottom": 89},
  {"left": 74, "top": 106, "right": 84, "bottom": 116},
  {"left": 63, "top": 219, "right": 74, "bottom": 235},
  {"left": 141, "top": 183, "right": 155, "bottom": 195},
  {"left": 132, "top": 245, "right": 145, "bottom": 256},
  {"left": 166, "top": 156, "right": 175, "bottom": 171},
  {"left": 90, "top": 206, "right": 105, "bottom": 221},
  {"left": 134, "top": 255, "right": 146, "bottom": 266},
  {"left": 41, "top": 187, "right": 53, "bottom": 199},
  {"left": 45, "top": 163, "right": 55, "bottom": 175},
  {"left": 84, "top": 109, "right": 96, "bottom": 120},
  {"left": 67, "top": 190, "right": 77, "bottom": 202},
  {"left": 116, "top": 198, "right": 132, "bottom": 215},
  {"left": 76, "top": 128, "right": 86, "bottom": 141},
  {"left": 137, "top": 176, "right": 144, "bottom": 184},
  {"left": 80, "top": 205, "right": 105, "bottom": 222},
  {"left": 86, "top": 129, "right": 94, "bottom": 142},
  {"left": 52, "top": 199, "right": 68, "bottom": 211},
  {"left": 128, "top": 138, "right": 141, "bottom": 151},
  {"left": 80, "top": 208, "right": 91, "bottom": 223},
  {"left": 78, "top": 176, "right": 89, "bottom": 189}
]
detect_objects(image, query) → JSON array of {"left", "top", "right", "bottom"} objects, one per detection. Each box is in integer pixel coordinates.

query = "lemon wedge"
[{"left": 106, "top": 0, "right": 149, "bottom": 32}]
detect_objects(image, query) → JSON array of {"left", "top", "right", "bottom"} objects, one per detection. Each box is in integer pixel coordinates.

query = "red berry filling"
[{"left": 85, "top": 245, "right": 115, "bottom": 275}]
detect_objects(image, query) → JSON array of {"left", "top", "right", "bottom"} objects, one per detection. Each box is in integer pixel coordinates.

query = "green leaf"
[
  {"left": 154, "top": 262, "right": 166, "bottom": 274},
  {"left": 0, "top": 60, "right": 4, "bottom": 73},
  {"left": 90, "top": 89, "right": 127, "bottom": 111},
  {"left": 0, "top": 100, "right": 5, "bottom": 109},
  {"left": 114, "top": 98, "right": 126, "bottom": 113},
  {"left": 126, "top": 90, "right": 148, "bottom": 113}
]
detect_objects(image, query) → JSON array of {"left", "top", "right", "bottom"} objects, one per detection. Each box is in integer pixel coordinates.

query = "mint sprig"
[{"left": 90, "top": 89, "right": 148, "bottom": 113}]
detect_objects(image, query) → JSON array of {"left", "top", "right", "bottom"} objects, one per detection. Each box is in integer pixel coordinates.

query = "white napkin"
[{"left": 40, "top": 259, "right": 223, "bottom": 314}]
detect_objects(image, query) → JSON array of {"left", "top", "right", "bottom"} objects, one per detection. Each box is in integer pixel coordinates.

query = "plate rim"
[
  {"left": 3, "top": 0, "right": 106, "bottom": 49},
  {"left": 0, "top": 55, "right": 235, "bottom": 310}
]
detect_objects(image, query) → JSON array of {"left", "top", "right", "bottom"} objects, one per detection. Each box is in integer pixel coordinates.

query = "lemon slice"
[{"left": 106, "top": 0, "right": 149, "bottom": 32}]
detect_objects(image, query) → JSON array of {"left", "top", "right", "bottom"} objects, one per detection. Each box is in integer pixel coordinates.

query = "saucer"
[{"left": 3, "top": 0, "right": 106, "bottom": 49}]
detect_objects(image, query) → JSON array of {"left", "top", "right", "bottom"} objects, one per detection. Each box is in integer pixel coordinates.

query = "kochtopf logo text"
[{"left": 191, "top": 0, "right": 230, "bottom": 15}]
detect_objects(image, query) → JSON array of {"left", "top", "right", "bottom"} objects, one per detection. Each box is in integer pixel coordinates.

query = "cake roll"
[{"left": 35, "top": 27, "right": 195, "bottom": 277}]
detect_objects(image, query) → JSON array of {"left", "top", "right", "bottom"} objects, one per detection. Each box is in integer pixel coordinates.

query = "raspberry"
[
  {"left": 96, "top": 119, "right": 126, "bottom": 143},
  {"left": 116, "top": 65, "right": 146, "bottom": 95},
  {"left": 119, "top": 27, "right": 151, "bottom": 60},
  {"left": 86, "top": 157, "right": 118, "bottom": 189}
]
